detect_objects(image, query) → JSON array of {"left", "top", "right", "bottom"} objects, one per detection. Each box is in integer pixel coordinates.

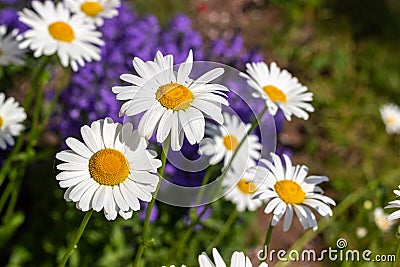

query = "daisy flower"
[
  {"left": 252, "top": 153, "right": 335, "bottom": 231},
  {"left": 112, "top": 50, "right": 229, "bottom": 151},
  {"left": 385, "top": 185, "right": 400, "bottom": 223},
  {"left": 198, "top": 112, "right": 261, "bottom": 172},
  {"left": 222, "top": 167, "right": 264, "bottom": 212},
  {"left": 0, "top": 25, "right": 25, "bottom": 66},
  {"left": 55, "top": 118, "right": 162, "bottom": 220},
  {"left": 18, "top": 0, "right": 104, "bottom": 71},
  {"left": 64, "top": 0, "right": 120, "bottom": 27},
  {"left": 240, "top": 61, "right": 314, "bottom": 121},
  {"left": 380, "top": 103, "right": 400, "bottom": 134},
  {"left": 199, "top": 248, "right": 268, "bottom": 267},
  {"left": 0, "top": 92, "right": 27, "bottom": 150}
]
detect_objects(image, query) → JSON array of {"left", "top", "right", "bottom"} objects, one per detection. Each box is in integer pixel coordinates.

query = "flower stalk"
[{"left": 132, "top": 136, "right": 170, "bottom": 267}]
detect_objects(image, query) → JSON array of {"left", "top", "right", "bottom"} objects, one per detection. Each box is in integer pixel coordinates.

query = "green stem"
[
  {"left": 175, "top": 224, "right": 195, "bottom": 259},
  {"left": 24, "top": 56, "right": 52, "bottom": 110},
  {"left": 4, "top": 170, "right": 22, "bottom": 218},
  {"left": 190, "top": 166, "right": 215, "bottom": 221},
  {"left": 26, "top": 75, "right": 45, "bottom": 149},
  {"left": 263, "top": 222, "right": 274, "bottom": 248},
  {"left": 226, "top": 105, "right": 269, "bottom": 173},
  {"left": 0, "top": 179, "right": 14, "bottom": 213},
  {"left": 259, "top": 221, "right": 274, "bottom": 264},
  {"left": 173, "top": 205, "right": 210, "bottom": 261},
  {"left": 39, "top": 69, "right": 70, "bottom": 132},
  {"left": 58, "top": 210, "right": 93, "bottom": 267},
  {"left": 207, "top": 105, "right": 269, "bottom": 200},
  {"left": 206, "top": 209, "right": 238, "bottom": 251},
  {"left": 132, "top": 137, "right": 170, "bottom": 267},
  {"left": 0, "top": 56, "right": 51, "bottom": 186}
]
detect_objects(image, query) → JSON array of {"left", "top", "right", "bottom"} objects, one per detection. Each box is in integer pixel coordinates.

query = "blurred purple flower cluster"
[{"left": 0, "top": 0, "right": 28, "bottom": 31}]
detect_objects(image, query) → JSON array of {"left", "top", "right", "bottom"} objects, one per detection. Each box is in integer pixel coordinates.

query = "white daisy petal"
[
  {"left": 384, "top": 186, "right": 400, "bottom": 225},
  {"left": 178, "top": 109, "right": 196, "bottom": 144},
  {"left": 56, "top": 170, "right": 88, "bottom": 181},
  {"left": 198, "top": 248, "right": 264, "bottom": 267},
  {"left": 120, "top": 183, "right": 141, "bottom": 211},
  {"left": 59, "top": 176, "right": 86, "bottom": 188},
  {"left": 113, "top": 185, "right": 129, "bottom": 212},
  {"left": 81, "top": 125, "right": 100, "bottom": 152},
  {"left": 387, "top": 210, "right": 400, "bottom": 221},
  {"left": 56, "top": 150, "right": 88, "bottom": 165},
  {"left": 170, "top": 112, "right": 182, "bottom": 151},
  {"left": 192, "top": 99, "right": 224, "bottom": 124},
  {"left": 177, "top": 49, "right": 193, "bottom": 84},
  {"left": 69, "top": 178, "right": 93, "bottom": 202},
  {"left": 78, "top": 182, "right": 99, "bottom": 211},
  {"left": 283, "top": 204, "right": 294, "bottom": 231},
  {"left": 118, "top": 210, "right": 133, "bottom": 219},
  {"left": 92, "top": 185, "right": 106, "bottom": 211},
  {"left": 66, "top": 137, "right": 93, "bottom": 158},
  {"left": 192, "top": 68, "right": 225, "bottom": 88},
  {"left": 212, "top": 248, "right": 227, "bottom": 267},
  {"left": 156, "top": 109, "right": 174, "bottom": 143}
]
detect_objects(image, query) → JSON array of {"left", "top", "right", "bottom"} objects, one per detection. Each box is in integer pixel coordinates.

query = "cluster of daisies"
[
  {"left": 54, "top": 48, "right": 336, "bottom": 266},
  {"left": 0, "top": 1, "right": 340, "bottom": 265}
]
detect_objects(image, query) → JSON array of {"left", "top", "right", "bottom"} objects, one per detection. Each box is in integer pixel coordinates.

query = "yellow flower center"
[
  {"left": 156, "top": 82, "right": 193, "bottom": 111},
  {"left": 274, "top": 180, "right": 305, "bottom": 204},
  {"left": 387, "top": 116, "right": 396, "bottom": 125},
  {"left": 81, "top": 1, "right": 103, "bottom": 17},
  {"left": 0, "top": 115, "right": 3, "bottom": 128},
  {"left": 263, "top": 85, "right": 287, "bottom": 102},
  {"left": 223, "top": 135, "right": 239, "bottom": 151},
  {"left": 48, "top": 21, "right": 75, "bottom": 42},
  {"left": 237, "top": 178, "right": 257, "bottom": 195},
  {"left": 376, "top": 217, "right": 391, "bottom": 231},
  {"left": 89, "top": 148, "right": 130, "bottom": 186}
]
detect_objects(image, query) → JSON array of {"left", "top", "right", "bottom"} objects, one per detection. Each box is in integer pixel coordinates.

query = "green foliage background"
[{"left": 2, "top": 0, "right": 400, "bottom": 266}]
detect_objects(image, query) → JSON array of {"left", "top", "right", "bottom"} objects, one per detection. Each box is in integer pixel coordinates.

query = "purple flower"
[
  {"left": 0, "top": 1, "right": 30, "bottom": 32},
  {"left": 138, "top": 202, "right": 159, "bottom": 223},
  {"left": 53, "top": 3, "right": 155, "bottom": 140},
  {"left": 160, "top": 14, "right": 204, "bottom": 62}
]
